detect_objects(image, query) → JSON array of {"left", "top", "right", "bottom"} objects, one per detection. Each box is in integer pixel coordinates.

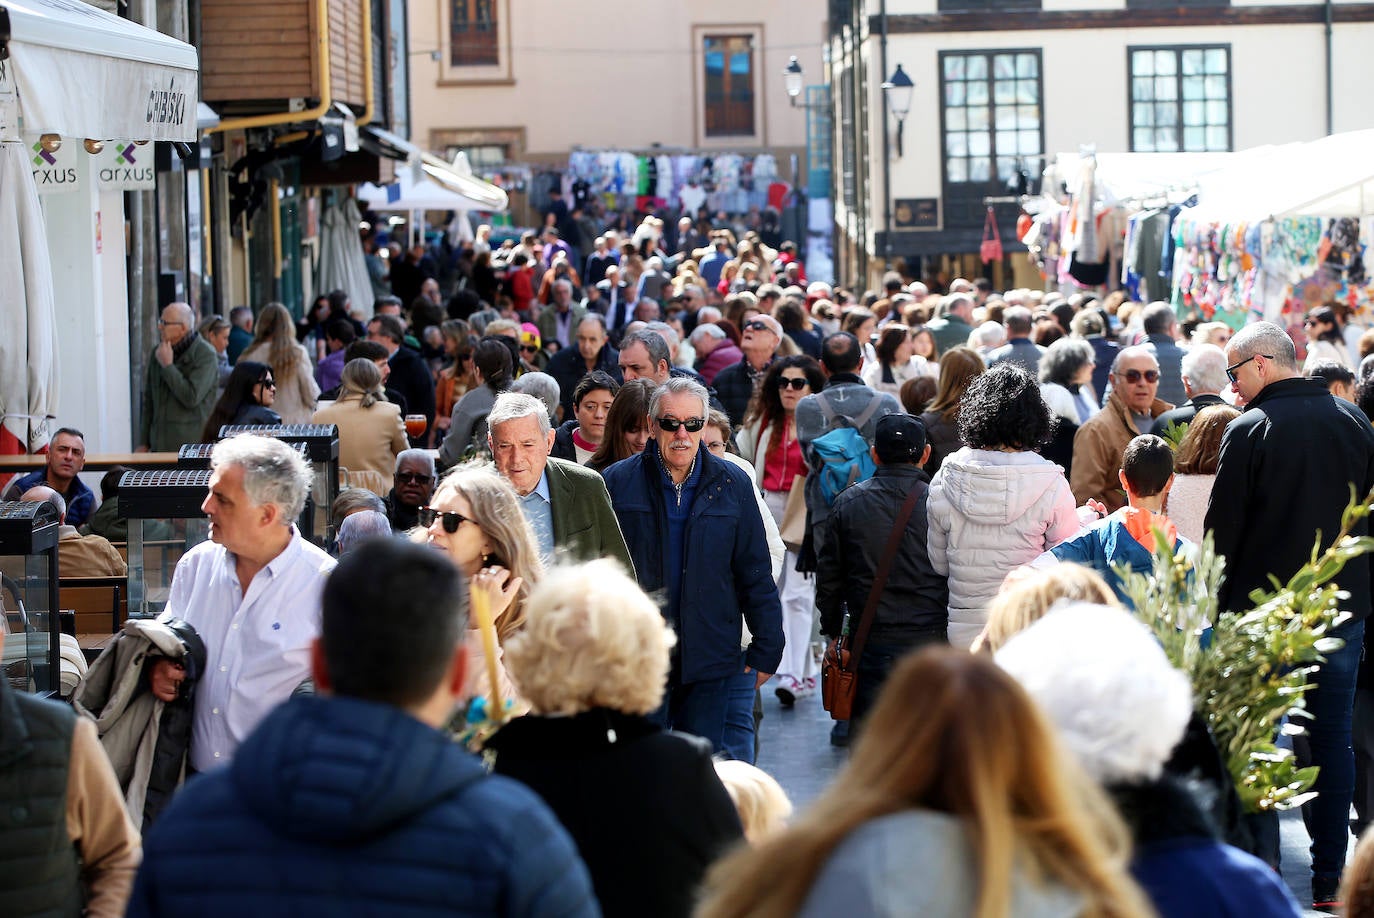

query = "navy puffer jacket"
[{"left": 127, "top": 695, "right": 600, "bottom": 918}]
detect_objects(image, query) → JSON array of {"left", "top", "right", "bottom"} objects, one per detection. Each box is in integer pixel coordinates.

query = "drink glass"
[{"left": 404, "top": 414, "right": 427, "bottom": 438}]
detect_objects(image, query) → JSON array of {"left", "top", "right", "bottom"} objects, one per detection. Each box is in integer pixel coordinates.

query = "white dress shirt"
[{"left": 163, "top": 526, "right": 336, "bottom": 772}]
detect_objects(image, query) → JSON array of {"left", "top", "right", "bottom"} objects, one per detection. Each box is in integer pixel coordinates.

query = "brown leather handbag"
[{"left": 821, "top": 485, "right": 923, "bottom": 722}]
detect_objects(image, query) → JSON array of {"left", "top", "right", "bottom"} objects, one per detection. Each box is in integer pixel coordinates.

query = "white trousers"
[{"left": 763, "top": 489, "right": 817, "bottom": 682}]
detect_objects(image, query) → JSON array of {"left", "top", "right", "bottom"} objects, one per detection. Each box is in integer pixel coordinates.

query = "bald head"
[
  {"left": 21, "top": 485, "right": 66, "bottom": 523},
  {"left": 160, "top": 302, "right": 195, "bottom": 345}
]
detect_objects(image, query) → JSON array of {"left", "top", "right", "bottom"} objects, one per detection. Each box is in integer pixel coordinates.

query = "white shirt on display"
[{"left": 163, "top": 526, "right": 336, "bottom": 772}]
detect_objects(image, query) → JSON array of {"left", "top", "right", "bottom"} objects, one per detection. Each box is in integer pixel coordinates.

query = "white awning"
[
  {"left": 0, "top": 0, "right": 199, "bottom": 142},
  {"left": 360, "top": 124, "right": 508, "bottom": 212}
]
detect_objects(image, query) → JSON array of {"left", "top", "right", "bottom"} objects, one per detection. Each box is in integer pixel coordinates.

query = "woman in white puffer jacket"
[{"left": 928, "top": 364, "right": 1082, "bottom": 649}]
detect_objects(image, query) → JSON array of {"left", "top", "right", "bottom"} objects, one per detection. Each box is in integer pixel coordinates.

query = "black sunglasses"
[
  {"left": 1119, "top": 369, "right": 1159, "bottom": 384},
  {"left": 257, "top": 378, "right": 276, "bottom": 389},
  {"left": 520, "top": 344, "right": 540, "bottom": 353},
  {"left": 418, "top": 507, "right": 471, "bottom": 533},
  {"left": 743, "top": 320, "right": 771, "bottom": 332},
  {"left": 1226, "top": 353, "right": 1272, "bottom": 384},
  {"left": 396, "top": 472, "right": 434, "bottom": 485},
  {"left": 656, "top": 416, "right": 706, "bottom": 433},
  {"left": 776, "top": 377, "right": 809, "bottom": 391}
]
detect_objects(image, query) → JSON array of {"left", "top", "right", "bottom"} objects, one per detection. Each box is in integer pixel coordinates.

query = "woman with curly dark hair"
[
  {"left": 737, "top": 355, "right": 827, "bottom": 705},
  {"left": 926, "top": 364, "right": 1082, "bottom": 649}
]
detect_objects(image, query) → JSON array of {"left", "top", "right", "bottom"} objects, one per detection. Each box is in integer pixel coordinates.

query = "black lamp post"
[{"left": 881, "top": 63, "right": 914, "bottom": 157}]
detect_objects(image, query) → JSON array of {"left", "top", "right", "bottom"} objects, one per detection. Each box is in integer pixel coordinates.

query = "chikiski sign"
[
  {"left": 94, "top": 142, "right": 155, "bottom": 191},
  {"left": 24, "top": 134, "right": 80, "bottom": 194}
]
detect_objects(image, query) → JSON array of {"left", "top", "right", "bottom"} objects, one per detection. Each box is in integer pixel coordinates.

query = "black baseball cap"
[{"left": 874, "top": 414, "right": 927, "bottom": 464}]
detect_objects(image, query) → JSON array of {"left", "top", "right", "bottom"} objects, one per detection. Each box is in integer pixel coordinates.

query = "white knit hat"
[{"left": 995, "top": 602, "right": 1193, "bottom": 785}]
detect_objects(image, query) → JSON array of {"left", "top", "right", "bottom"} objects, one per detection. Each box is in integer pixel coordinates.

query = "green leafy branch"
[{"left": 1116, "top": 487, "right": 1374, "bottom": 813}]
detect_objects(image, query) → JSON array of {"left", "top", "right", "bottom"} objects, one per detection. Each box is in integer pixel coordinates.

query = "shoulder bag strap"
[
  {"left": 814, "top": 389, "right": 835, "bottom": 425},
  {"left": 846, "top": 484, "right": 923, "bottom": 673}
]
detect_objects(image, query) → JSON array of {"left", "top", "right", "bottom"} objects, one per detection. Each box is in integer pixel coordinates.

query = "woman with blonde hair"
[
  {"left": 1166, "top": 403, "right": 1241, "bottom": 543},
  {"left": 485, "top": 559, "right": 743, "bottom": 918},
  {"left": 918, "top": 346, "right": 986, "bottom": 476},
  {"left": 970, "top": 564, "right": 1120, "bottom": 654},
  {"left": 697, "top": 648, "right": 1154, "bottom": 918},
  {"left": 423, "top": 464, "right": 543, "bottom": 708},
  {"left": 713, "top": 760, "right": 792, "bottom": 844},
  {"left": 311, "top": 358, "right": 408, "bottom": 495},
  {"left": 238, "top": 302, "right": 320, "bottom": 424}
]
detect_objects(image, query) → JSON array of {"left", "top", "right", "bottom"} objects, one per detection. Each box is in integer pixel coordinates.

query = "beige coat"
[
  {"left": 239, "top": 342, "right": 320, "bottom": 425},
  {"left": 312, "top": 396, "right": 408, "bottom": 495},
  {"left": 1070, "top": 391, "right": 1173, "bottom": 512}
]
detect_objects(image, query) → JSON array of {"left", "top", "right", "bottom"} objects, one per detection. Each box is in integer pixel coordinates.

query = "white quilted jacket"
[{"left": 927, "top": 447, "right": 1080, "bottom": 648}]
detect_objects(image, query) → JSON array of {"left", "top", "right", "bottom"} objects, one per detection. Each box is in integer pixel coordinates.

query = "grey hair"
[
  {"left": 1038, "top": 338, "right": 1095, "bottom": 387},
  {"left": 21, "top": 486, "right": 66, "bottom": 522},
  {"left": 488, "top": 391, "right": 552, "bottom": 438},
  {"left": 1110, "top": 344, "right": 1160, "bottom": 376},
  {"left": 578, "top": 312, "right": 608, "bottom": 334},
  {"left": 689, "top": 323, "right": 726, "bottom": 345},
  {"left": 212, "top": 434, "right": 312, "bottom": 523},
  {"left": 336, "top": 510, "right": 392, "bottom": 554},
  {"left": 649, "top": 376, "right": 709, "bottom": 419},
  {"left": 554, "top": 278, "right": 573, "bottom": 292},
  {"left": 621, "top": 329, "right": 670, "bottom": 371},
  {"left": 1070, "top": 310, "right": 1105, "bottom": 337},
  {"left": 645, "top": 321, "right": 679, "bottom": 351},
  {"left": 394, "top": 448, "right": 436, "bottom": 478},
  {"left": 698, "top": 306, "right": 723, "bottom": 323},
  {"left": 943, "top": 293, "right": 974, "bottom": 317},
  {"left": 1229, "top": 321, "right": 1297, "bottom": 370},
  {"left": 1180, "top": 344, "right": 1229, "bottom": 394},
  {"left": 332, "top": 487, "right": 385, "bottom": 518},
  {"left": 510, "top": 373, "right": 561, "bottom": 425},
  {"left": 968, "top": 321, "right": 1006, "bottom": 350}
]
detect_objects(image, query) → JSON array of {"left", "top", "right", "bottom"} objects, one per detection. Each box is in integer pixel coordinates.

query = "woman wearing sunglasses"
[
  {"left": 737, "top": 355, "right": 827, "bottom": 706},
  {"left": 422, "top": 464, "right": 544, "bottom": 712},
  {"left": 312, "top": 358, "right": 409, "bottom": 495},
  {"left": 1303, "top": 305, "right": 1353, "bottom": 372},
  {"left": 200, "top": 360, "right": 282, "bottom": 441},
  {"left": 434, "top": 320, "right": 476, "bottom": 445}
]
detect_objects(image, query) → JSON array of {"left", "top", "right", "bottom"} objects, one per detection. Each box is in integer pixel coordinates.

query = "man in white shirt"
[{"left": 154, "top": 435, "right": 336, "bottom": 771}]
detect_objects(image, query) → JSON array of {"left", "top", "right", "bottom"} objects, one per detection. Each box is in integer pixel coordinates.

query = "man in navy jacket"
[
  {"left": 602, "top": 377, "right": 783, "bottom": 763},
  {"left": 127, "top": 538, "right": 599, "bottom": 918}
]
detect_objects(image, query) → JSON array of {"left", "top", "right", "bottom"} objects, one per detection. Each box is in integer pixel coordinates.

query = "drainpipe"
[
  {"left": 1325, "top": 0, "right": 1334, "bottom": 135},
  {"left": 204, "top": 0, "right": 333, "bottom": 134},
  {"left": 880, "top": 0, "right": 892, "bottom": 271},
  {"left": 358, "top": 0, "right": 376, "bottom": 127}
]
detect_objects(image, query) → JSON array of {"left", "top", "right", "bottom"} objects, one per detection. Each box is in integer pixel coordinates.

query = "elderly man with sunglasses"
[
  {"left": 1070, "top": 345, "right": 1173, "bottom": 511},
  {"left": 602, "top": 377, "right": 784, "bottom": 763}
]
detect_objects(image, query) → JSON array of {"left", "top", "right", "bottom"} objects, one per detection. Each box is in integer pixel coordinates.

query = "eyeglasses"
[
  {"left": 777, "top": 377, "right": 809, "bottom": 390},
  {"left": 520, "top": 345, "right": 540, "bottom": 354},
  {"left": 396, "top": 472, "right": 434, "bottom": 485},
  {"left": 1119, "top": 369, "right": 1160, "bottom": 385},
  {"left": 1304, "top": 318, "right": 1324, "bottom": 327},
  {"left": 157, "top": 318, "right": 185, "bottom": 327},
  {"left": 656, "top": 416, "right": 706, "bottom": 433},
  {"left": 257, "top": 379, "right": 276, "bottom": 389},
  {"left": 418, "top": 507, "right": 471, "bottom": 533},
  {"left": 1226, "top": 353, "right": 1273, "bottom": 384},
  {"left": 704, "top": 440, "right": 726, "bottom": 453},
  {"left": 744, "top": 320, "right": 771, "bottom": 332}
]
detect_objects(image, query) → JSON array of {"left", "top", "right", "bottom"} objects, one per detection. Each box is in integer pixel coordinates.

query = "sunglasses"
[
  {"left": 1119, "top": 369, "right": 1159, "bottom": 384},
  {"left": 743, "top": 320, "right": 771, "bottom": 332},
  {"left": 1304, "top": 318, "right": 1325, "bottom": 327},
  {"left": 521, "top": 345, "right": 540, "bottom": 354},
  {"left": 396, "top": 472, "right": 434, "bottom": 485},
  {"left": 418, "top": 507, "right": 471, "bottom": 533},
  {"left": 656, "top": 416, "right": 706, "bottom": 433},
  {"left": 1225, "top": 353, "right": 1272, "bottom": 384},
  {"left": 257, "top": 379, "right": 277, "bottom": 389},
  {"left": 777, "top": 377, "right": 809, "bottom": 390}
]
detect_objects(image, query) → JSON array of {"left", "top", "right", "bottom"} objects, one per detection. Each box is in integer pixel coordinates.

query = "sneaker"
[
  {"left": 792, "top": 677, "right": 817, "bottom": 701},
  {"left": 774, "top": 677, "right": 798, "bottom": 707},
  {"left": 1312, "top": 874, "right": 1342, "bottom": 912}
]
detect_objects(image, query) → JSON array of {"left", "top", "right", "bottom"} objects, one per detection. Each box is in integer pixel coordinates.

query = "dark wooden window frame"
[
  {"left": 1127, "top": 44, "right": 1233, "bottom": 153},
  {"left": 703, "top": 34, "right": 757, "bottom": 138},
  {"left": 450, "top": 0, "right": 500, "bottom": 68},
  {"left": 937, "top": 47, "right": 1044, "bottom": 229}
]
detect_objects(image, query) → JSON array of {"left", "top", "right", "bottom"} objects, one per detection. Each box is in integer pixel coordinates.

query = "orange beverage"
[{"left": 405, "top": 415, "right": 426, "bottom": 438}]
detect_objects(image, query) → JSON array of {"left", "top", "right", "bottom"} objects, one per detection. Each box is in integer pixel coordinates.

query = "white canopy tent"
[
  {"left": 357, "top": 172, "right": 485, "bottom": 212},
  {"left": 1194, "top": 130, "right": 1374, "bottom": 222}
]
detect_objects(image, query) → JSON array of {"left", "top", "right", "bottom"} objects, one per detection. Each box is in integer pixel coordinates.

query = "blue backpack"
[{"left": 810, "top": 393, "right": 882, "bottom": 506}]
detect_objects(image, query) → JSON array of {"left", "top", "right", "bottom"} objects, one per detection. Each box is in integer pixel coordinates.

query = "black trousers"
[{"left": 850, "top": 628, "right": 948, "bottom": 737}]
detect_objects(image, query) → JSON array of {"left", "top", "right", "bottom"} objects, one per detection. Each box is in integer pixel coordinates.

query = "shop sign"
[
  {"left": 94, "top": 142, "right": 155, "bottom": 191},
  {"left": 894, "top": 198, "right": 940, "bottom": 229},
  {"left": 25, "top": 133, "right": 80, "bottom": 194}
]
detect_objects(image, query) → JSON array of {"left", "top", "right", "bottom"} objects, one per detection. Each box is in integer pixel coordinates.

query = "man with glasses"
[
  {"left": 602, "top": 377, "right": 783, "bottom": 763},
  {"left": 1071, "top": 345, "right": 1173, "bottom": 511},
  {"left": 1205, "top": 322, "right": 1374, "bottom": 909},
  {"left": 137, "top": 302, "right": 219, "bottom": 453},
  {"left": 384, "top": 449, "right": 437, "bottom": 532}
]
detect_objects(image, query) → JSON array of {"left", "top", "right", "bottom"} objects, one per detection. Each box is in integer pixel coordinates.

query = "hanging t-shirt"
[
  {"left": 679, "top": 184, "right": 707, "bottom": 215},
  {"left": 572, "top": 179, "right": 591, "bottom": 210}
]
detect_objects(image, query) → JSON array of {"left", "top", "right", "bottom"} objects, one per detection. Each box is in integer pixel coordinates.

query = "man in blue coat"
[
  {"left": 602, "top": 377, "right": 783, "bottom": 763},
  {"left": 127, "top": 538, "right": 599, "bottom": 918}
]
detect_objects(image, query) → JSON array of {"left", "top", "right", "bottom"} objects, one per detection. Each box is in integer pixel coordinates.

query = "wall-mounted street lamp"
[
  {"left": 783, "top": 56, "right": 830, "bottom": 110},
  {"left": 881, "top": 64, "right": 914, "bottom": 157}
]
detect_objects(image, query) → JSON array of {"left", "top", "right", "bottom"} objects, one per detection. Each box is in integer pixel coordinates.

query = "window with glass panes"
[
  {"left": 939, "top": 50, "right": 1043, "bottom": 227},
  {"left": 450, "top": 0, "right": 499, "bottom": 68},
  {"left": 1129, "top": 46, "right": 1231, "bottom": 152}
]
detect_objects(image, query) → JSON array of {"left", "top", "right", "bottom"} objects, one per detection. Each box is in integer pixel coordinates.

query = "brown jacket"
[
  {"left": 58, "top": 526, "right": 128, "bottom": 579},
  {"left": 1070, "top": 392, "right": 1173, "bottom": 511},
  {"left": 312, "top": 396, "right": 409, "bottom": 495}
]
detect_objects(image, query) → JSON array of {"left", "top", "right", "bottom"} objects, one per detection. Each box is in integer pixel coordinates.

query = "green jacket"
[
  {"left": 80, "top": 498, "right": 173, "bottom": 543},
  {"left": 546, "top": 456, "right": 634, "bottom": 576},
  {"left": 140, "top": 334, "right": 219, "bottom": 452}
]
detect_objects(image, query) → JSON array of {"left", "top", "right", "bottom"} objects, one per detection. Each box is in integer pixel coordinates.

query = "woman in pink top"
[{"left": 1164, "top": 404, "right": 1240, "bottom": 544}]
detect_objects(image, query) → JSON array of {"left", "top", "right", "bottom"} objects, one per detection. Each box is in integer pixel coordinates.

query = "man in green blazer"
[{"left": 486, "top": 392, "right": 633, "bottom": 576}]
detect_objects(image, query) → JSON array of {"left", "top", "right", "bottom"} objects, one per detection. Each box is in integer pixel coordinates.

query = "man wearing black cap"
[{"left": 815, "top": 414, "right": 949, "bottom": 731}]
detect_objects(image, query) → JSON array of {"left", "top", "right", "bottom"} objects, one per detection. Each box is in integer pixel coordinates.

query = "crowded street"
[{"left": 7, "top": 0, "right": 1374, "bottom": 916}]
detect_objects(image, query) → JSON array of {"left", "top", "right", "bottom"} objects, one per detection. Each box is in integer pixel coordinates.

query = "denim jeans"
[
  {"left": 650, "top": 657, "right": 760, "bottom": 763},
  {"left": 1299, "top": 618, "right": 1365, "bottom": 879}
]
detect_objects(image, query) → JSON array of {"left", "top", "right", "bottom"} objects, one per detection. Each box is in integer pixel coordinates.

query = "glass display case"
[
  {"left": 218, "top": 424, "right": 340, "bottom": 545},
  {"left": 0, "top": 500, "right": 61, "bottom": 694},
  {"left": 118, "top": 470, "right": 212, "bottom": 619}
]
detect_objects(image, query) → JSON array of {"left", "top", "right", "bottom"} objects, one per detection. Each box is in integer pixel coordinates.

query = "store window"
[
  {"left": 444, "top": 144, "right": 507, "bottom": 169},
  {"left": 1129, "top": 46, "right": 1231, "bottom": 152},
  {"left": 450, "top": 0, "right": 499, "bottom": 68},
  {"left": 703, "top": 35, "right": 755, "bottom": 137},
  {"left": 939, "top": 49, "right": 1043, "bottom": 227}
]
